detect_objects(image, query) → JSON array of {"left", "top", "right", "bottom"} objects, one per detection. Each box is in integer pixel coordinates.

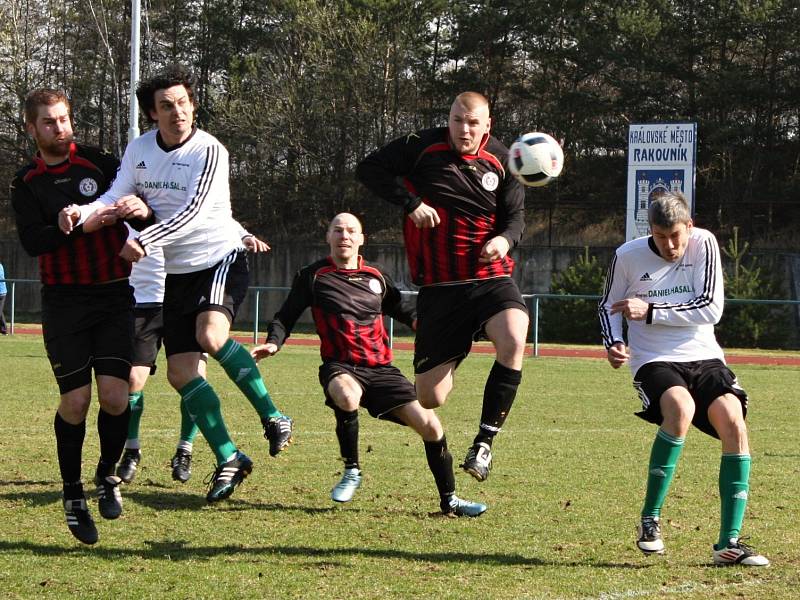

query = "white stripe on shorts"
[{"left": 210, "top": 251, "right": 238, "bottom": 306}]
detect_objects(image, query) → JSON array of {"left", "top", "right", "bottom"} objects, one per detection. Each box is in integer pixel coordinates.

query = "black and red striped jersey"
[
  {"left": 10, "top": 143, "right": 130, "bottom": 285},
  {"left": 266, "top": 256, "right": 415, "bottom": 367},
  {"left": 356, "top": 127, "right": 525, "bottom": 286}
]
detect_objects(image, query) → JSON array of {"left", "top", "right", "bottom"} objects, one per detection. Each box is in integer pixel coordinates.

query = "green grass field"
[{"left": 0, "top": 335, "right": 797, "bottom": 599}]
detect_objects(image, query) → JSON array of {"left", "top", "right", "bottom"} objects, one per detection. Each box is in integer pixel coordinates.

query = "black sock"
[
  {"left": 54, "top": 412, "right": 85, "bottom": 486},
  {"left": 333, "top": 407, "right": 359, "bottom": 470},
  {"left": 474, "top": 361, "right": 522, "bottom": 447},
  {"left": 62, "top": 481, "right": 85, "bottom": 501},
  {"left": 96, "top": 405, "right": 130, "bottom": 478},
  {"left": 424, "top": 436, "right": 455, "bottom": 509}
]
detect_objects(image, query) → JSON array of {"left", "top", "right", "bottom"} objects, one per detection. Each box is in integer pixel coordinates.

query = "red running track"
[{"left": 9, "top": 328, "right": 799, "bottom": 366}]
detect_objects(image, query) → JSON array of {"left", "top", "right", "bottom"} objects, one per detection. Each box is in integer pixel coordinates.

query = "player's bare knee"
[
  {"left": 493, "top": 331, "right": 527, "bottom": 366},
  {"left": 128, "top": 365, "right": 150, "bottom": 391},
  {"left": 660, "top": 407, "right": 694, "bottom": 437},
  {"left": 331, "top": 394, "right": 360, "bottom": 412},
  {"left": 328, "top": 376, "right": 362, "bottom": 411},
  {"left": 167, "top": 366, "right": 193, "bottom": 391},
  {"left": 195, "top": 328, "right": 225, "bottom": 354},
  {"left": 58, "top": 393, "right": 91, "bottom": 422},
  {"left": 713, "top": 410, "right": 749, "bottom": 447},
  {"left": 98, "top": 394, "right": 129, "bottom": 416},
  {"left": 417, "top": 388, "right": 446, "bottom": 409}
]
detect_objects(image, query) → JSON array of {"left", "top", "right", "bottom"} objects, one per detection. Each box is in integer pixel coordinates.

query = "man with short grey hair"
[{"left": 599, "top": 191, "right": 769, "bottom": 566}]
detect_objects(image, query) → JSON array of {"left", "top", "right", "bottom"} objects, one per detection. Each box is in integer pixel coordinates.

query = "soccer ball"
[{"left": 508, "top": 132, "right": 564, "bottom": 187}]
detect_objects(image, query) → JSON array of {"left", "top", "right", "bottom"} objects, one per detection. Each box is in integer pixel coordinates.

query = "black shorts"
[
  {"left": 162, "top": 250, "right": 249, "bottom": 356},
  {"left": 319, "top": 361, "right": 416, "bottom": 425},
  {"left": 41, "top": 281, "right": 134, "bottom": 394},
  {"left": 632, "top": 359, "right": 749, "bottom": 439},
  {"left": 413, "top": 277, "right": 527, "bottom": 374},
  {"left": 132, "top": 305, "right": 164, "bottom": 372}
]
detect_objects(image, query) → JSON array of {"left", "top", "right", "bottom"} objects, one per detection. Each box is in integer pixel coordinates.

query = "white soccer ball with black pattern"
[{"left": 508, "top": 132, "right": 564, "bottom": 187}]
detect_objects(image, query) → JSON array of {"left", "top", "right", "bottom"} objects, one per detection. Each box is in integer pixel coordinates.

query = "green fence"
[{"left": 3, "top": 280, "right": 798, "bottom": 354}]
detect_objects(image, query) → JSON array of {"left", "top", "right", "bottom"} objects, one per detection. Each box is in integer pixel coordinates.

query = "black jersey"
[
  {"left": 10, "top": 143, "right": 130, "bottom": 285},
  {"left": 356, "top": 127, "right": 525, "bottom": 286},
  {"left": 266, "top": 257, "right": 414, "bottom": 367}
]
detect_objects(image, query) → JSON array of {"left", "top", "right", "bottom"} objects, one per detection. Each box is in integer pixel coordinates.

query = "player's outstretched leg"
[
  {"left": 712, "top": 453, "right": 768, "bottom": 566},
  {"left": 462, "top": 361, "right": 521, "bottom": 482},
  {"left": 214, "top": 339, "right": 293, "bottom": 456},
  {"left": 178, "top": 377, "right": 252, "bottom": 502},
  {"left": 330, "top": 407, "right": 361, "bottom": 502},
  {"left": 635, "top": 428, "right": 685, "bottom": 554},
  {"left": 393, "top": 400, "right": 487, "bottom": 517},
  {"left": 425, "top": 436, "right": 487, "bottom": 517}
]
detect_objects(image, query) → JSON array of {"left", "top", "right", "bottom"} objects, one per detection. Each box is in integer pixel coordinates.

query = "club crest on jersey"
[
  {"left": 78, "top": 177, "right": 99, "bottom": 197},
  {"left": 368, "top": 279, "right": 383, "bottom": 294},
  {"left": 481, "top": 172, "right": 499, "bottom": 191}
]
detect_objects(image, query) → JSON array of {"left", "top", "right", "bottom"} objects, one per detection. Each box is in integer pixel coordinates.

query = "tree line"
[{"left": 1, "top": 0, "right": 798, "bottom": 247}]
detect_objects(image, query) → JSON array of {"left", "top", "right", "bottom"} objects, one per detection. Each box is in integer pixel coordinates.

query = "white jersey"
[
  {"left": 80, "top": 128, "right": 244, "bottom": 274},
  {"left": 598, "top": 226, "right": 725, "bottom": 374},
  {"left": 126, "top": 219, "right": 251, "bottom": 305}
]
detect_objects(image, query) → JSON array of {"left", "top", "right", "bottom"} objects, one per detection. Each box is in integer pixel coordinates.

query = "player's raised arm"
[{"left": 356, "top": 132, "right": 430, "bottom": 215}]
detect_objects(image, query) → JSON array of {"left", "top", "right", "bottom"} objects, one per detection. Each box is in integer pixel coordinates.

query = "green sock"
[
  {"left": 717, "top": 453, "right": 751, "bottom": 549},
  {"left": 179, "top": 395, "right": 199, "bottom": 444},
  {"left": 214, "top": 339, "right": 281, "bottom": 419},
  {"left": 179, "top": 377, "right": 237, "bottom": 465},
  {"left": 126, "top": 391, "right": 144, "bottom": 441},
  {"left": 641, "top": 428, "right": 685, "bottom": 518}
]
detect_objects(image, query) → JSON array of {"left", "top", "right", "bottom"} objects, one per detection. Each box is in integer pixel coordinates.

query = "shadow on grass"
[
  {"left": 0, "top": 538, "right": 653, "bottom": 569},
  {"left": 126, "top": 489, "right": 338, "bottom": 515},
  {"left": 0, "top": 481, "right": 336, "bottom": 515},
  {"left": 0, "top": 483, "right": 62, "bottom": 507}
]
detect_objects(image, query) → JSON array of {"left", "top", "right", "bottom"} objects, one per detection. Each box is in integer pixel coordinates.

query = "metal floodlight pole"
[{"left": 128, "top": 0, "right": 141, "bottom": 142}]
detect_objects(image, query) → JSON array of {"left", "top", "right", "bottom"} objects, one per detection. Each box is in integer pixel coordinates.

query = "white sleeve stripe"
[
  {"left": 675, "top": 236, "right": 716, "bottom": 311},
  {"left": 139, "top": 144, "right": 219, "bottom": 246},
  {"left": 598, "top": 254, "right": 617, "bottom": 346},
  {"left": 141, "top": 144, "right": 218, "bottom": 244}
]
